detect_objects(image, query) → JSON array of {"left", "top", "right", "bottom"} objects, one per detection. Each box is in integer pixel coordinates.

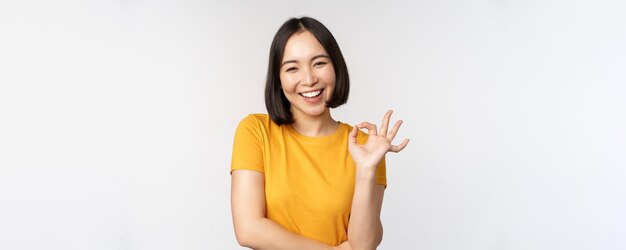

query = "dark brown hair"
[{"left": 265, "top": 17, "right": 350, "bottom": 125}]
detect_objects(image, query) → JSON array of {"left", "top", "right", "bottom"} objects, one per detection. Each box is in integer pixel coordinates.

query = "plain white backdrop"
[{"left": 1, "top": 0, "right": 625, "bottom": 249}]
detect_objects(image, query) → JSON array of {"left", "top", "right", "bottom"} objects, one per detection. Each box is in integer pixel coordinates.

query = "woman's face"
[{"left": 279, "top": 30, "right": 336, "bottom": 120}]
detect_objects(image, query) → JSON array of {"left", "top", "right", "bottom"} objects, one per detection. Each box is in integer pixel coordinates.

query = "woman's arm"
[
  {"left": 347, "top": 173, "right": 385, "bottom": 250},
  {"left": 347, "top": 110, "right": 409, "bottom": 250},
  {"left": 231, "top": 169, "right": 342, "bottom": 250}
]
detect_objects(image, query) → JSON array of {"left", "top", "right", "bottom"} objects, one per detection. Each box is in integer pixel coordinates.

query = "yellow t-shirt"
[{"left": 230, "top": 114, "right": 386, "bottom": 246}]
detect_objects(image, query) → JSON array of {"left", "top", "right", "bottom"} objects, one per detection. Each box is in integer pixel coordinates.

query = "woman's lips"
[{"left": 299, "top": 88, "right": 324, "bottom": 103}]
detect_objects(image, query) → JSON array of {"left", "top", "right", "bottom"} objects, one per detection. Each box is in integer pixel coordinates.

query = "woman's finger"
[
  {"left": 358, "top": 122, "right": 377, "bottom": 136},
  {"left": 390, "top": 138, "right": 410, "bottom": 153},
  {"left": 387, "top": 120, "right": 403, "bottom": 141},
  {"left": 379, "top": 110, "right": 393, "bottom": 137},
  {"left": 348, "top": 125, "right": 358, "bottom": 146}
]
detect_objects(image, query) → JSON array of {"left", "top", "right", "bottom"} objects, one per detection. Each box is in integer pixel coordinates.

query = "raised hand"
[{"left": 348, "top": 110, "right": 410, "bottom": 171}]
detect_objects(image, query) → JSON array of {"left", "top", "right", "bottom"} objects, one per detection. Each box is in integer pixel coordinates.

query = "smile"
[{"left": 299, "top": 89, "right": 323, "bottom": 98}]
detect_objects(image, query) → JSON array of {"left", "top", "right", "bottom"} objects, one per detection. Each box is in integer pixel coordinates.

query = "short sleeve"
[
  {"left": 375, "top": 156, "right": 387, "bottom": 188},
  {"left": 230, "top": 115, "right": 265, "bottom": 174}
]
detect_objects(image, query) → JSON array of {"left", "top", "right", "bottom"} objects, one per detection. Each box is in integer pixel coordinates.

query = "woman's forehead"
[{"left": 282, "top": 31, "right": 328, "bottom": 62}]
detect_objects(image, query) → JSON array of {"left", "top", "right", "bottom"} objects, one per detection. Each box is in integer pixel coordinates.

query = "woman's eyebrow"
[
  {"left": 281, "top": 60, "right": 297, "bottom": 67},
  {"left": 311, "top": 54, "right": 330, "bottom": 61}
]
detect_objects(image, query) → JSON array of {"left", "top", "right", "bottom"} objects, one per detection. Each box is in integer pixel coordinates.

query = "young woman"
[{"left": 230, "top": 17, "right": 409, "bottom": 250}]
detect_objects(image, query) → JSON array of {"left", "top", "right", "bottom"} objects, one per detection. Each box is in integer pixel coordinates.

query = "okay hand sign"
[{"left": 348, "top": 110, "right": 410, "bottom": 171}]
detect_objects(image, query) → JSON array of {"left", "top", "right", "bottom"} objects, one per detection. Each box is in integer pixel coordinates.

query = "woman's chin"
[
  {"left": 300, "top": 107, "right": 327, "bottom": 117},
  {"left": 292, "top": 102, "right": 329, "bottom": 119}
]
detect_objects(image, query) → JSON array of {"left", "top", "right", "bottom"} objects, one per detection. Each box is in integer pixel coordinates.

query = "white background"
[{"left": 1, "top": 1, "right": 625, "bottom": 249}]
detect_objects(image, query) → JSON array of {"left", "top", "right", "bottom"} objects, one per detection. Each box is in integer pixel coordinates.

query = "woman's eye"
[
  {"left": 314, "top": 61, "right": 327, "bottom": 67},
  {"left": 286, "top": 67, "right": 297, "bottom": 72}
]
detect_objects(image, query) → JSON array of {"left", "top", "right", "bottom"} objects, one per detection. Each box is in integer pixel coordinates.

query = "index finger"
[{"left": 358, "top": 122, "right": 378, "bottom": 136}]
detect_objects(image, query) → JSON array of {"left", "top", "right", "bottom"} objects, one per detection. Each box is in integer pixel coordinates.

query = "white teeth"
[{"left": 300, "top": 89, "right": 322, "bottom": 98}]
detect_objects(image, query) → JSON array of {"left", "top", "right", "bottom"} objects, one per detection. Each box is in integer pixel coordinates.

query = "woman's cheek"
[
  {"left": 284, "top": 75, "right": 299, "bottom": 88},
  {"left": 279, "top": 76, "right": 293, "bottom": 91}
]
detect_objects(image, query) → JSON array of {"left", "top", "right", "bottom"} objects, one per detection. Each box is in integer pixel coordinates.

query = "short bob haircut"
[{"left": 265, "top": 17, "right": 350, "bottom": 125}]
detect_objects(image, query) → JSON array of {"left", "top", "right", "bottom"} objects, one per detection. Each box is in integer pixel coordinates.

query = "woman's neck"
[{"left": 290, "top": 109, "right": 339, "bottom": 137}]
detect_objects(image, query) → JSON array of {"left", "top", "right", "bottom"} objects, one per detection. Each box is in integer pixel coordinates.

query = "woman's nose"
[{"left": 301, "top": 68, "right": 317, "bottom": 86}]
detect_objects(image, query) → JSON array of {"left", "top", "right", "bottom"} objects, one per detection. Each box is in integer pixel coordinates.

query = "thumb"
[{"left": 348, "top": 125, "right": 358, "bottom": 146}]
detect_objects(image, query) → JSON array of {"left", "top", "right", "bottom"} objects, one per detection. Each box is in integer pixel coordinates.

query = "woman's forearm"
[
  {"left": 232, "top": 170, "right": 337, "bottom": 250},
  {"left": 347, "top": 168, "right": 384, "bottom": 250},
  {"left": 237, "top": 217, "right": 335, "bottom": 250}
]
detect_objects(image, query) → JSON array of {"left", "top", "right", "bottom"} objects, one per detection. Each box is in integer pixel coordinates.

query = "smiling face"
[{"left": 279, "top": 30, "right": 336, "bottom": 120}]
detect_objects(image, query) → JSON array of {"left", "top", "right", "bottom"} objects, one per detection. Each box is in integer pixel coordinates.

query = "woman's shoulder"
[
  {"left": 236, "top": 113, "right": 273, "bottom": 131},
  {"left": 241, "top": 113, "right": 270, "bottom": 123}
]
